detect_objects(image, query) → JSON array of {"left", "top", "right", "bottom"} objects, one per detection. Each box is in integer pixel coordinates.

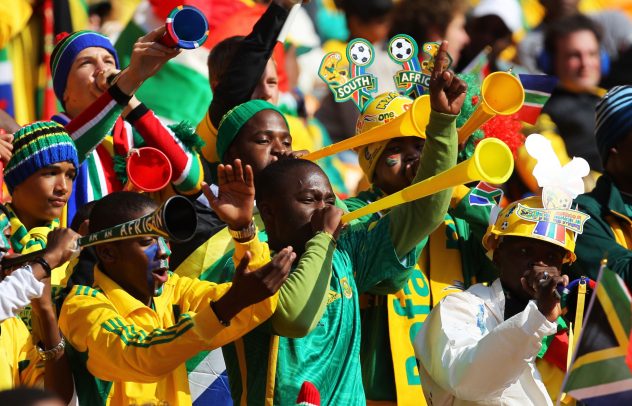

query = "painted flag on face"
[{"left": 517, "top": 74, "right": 558, "bottom": 125}]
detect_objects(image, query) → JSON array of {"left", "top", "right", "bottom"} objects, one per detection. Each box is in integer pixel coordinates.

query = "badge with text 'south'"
[{"left": 318, "top": 38, "right": 377, "bottom": 112}]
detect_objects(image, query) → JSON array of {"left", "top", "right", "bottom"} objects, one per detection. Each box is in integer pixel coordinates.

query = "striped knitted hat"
[
  {"left": 5, "top": 121, "right": 79, "bottom": 193},
  {"left": 51, "top": 30, "right": 119, "bottom": 103},
  {"left": 595, "top": 85, "right": 632, "bottom": 164}
]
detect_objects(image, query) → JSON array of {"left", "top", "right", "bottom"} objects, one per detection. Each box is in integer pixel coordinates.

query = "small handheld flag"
[
  {"left": 560, "top": 265, "right": 632, "bottom": 404},
  {"left": 517, "top": 74, "right": 559, "bottom": 125},
  {"left": 469, "top": 182, "right": 503, "bottom": 207}
]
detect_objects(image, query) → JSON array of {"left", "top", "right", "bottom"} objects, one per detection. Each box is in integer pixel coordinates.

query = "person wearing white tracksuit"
[{"left": 415, "top": 196, "right": 589, "bottom": 405}]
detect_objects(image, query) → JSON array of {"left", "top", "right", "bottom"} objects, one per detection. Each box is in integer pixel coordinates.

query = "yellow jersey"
[
  {"left": 0, "top": 316, "right": 42, "bottom": 391},
  {"left": 59, "top": 268, "right": 277, "bottom": 406}
]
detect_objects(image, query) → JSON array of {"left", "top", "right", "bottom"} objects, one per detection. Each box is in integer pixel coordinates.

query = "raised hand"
[
  {"left": 203, "top": 159, "right": 255, "bottom": 231},
  {"left": 116, "top": 25, "right": 181, "bottom": 96},
  {"left": 43, "top": 228, "right": 81, "bottom": 270},
  {"left": 30, "top": 228, "right": 79, "bottom": 315},
  {"left": 0, "top": 130, "right": 13, "bottom": 166},
  {"left": 521, "top": 264, "right": 569, "bottom": 322},
  {"left": 311, "top": 205, "right": 344, "bottom": 240},
  {"left": 429, "top": 41, "right": 467, "bottom": 115},
  {"left": 212, "top": 248, "right": 295, "bottom": 322}
]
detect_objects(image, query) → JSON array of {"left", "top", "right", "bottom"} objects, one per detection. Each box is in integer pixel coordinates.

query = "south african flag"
[
  {"left": 469, "top": 182, "right": 503, "bottom": 206},
  {"left": 533, "top": 220, "right": 567, "bottom": 245},
  {"left": 562, "top": 266, "right": 632, "bottom": 404},
  {"left": 517, "top": 74, "right": 559, "bottom": 125}
]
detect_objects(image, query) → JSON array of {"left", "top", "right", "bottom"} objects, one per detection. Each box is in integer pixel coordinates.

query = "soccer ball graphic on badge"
[
  {"left": 389, "top": 35, "right": 415, "bottom": 63},
  {"left": 348, "top": 39, "right": 373, "bottom": 67}
]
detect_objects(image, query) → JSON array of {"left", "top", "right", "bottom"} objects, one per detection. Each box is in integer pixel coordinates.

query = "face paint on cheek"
[
  {"left": 143, "top": 241, "right": 167, "bottom": 297},
  {"left": 157, "top": 237, "right": 171, "bottom": 269},
  {"left": 385, "top": 155, "right": 400, "bottom": 167}
]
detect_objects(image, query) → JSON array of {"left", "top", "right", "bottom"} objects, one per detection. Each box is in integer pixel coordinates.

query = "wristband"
[
  {"left": 125, "top": 102, "right": 149, "bottom": 123},
  {"left": 37, "top": 336, "right": 66, "bottom": 361},
  {"left": 108, "top": 82, "right": 133, "bottom": 105},
  {"left": 33, "top": 257, "right": 52, "bottom": 277},
  {"left": 210, "top": 301, "right": 231, "bottom": 327},
  {"left": 228, "top": 221, "right": 256, "bottom": 241}
]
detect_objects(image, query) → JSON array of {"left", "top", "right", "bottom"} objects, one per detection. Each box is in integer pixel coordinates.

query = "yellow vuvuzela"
[
  {"left": 457, "top": 71, "right": 525, "bottom": 144},
  {"left": 341, "top": 137, "right": 514, "bottom": 223},
  {"left": 303, "top": 95, "right": 432, "bottom": 161}
]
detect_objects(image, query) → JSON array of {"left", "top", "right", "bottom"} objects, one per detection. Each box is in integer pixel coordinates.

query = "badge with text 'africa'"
[{"left": 388, "top": 35, "right": 453, "bottom": 98}]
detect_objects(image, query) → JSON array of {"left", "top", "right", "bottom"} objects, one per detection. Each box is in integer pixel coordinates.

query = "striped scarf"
[
  {"left": 5, "top": 203, "right": 59, "bottom": 254},
  {"left": 4, "top": 203, "right": 59, "bottom": 340}
]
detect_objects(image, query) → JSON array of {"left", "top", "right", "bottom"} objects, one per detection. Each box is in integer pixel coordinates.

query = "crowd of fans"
[{"left": 1, "top": 0, "right": 632, "bottom": 405}]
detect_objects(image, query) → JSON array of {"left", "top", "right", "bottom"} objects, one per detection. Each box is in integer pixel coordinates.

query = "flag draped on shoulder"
[
  {"left": 517, "top": 74, "right": 558, "bottom": 125},
  {"left": 561, "top": 266, "right": 632, "bottom": 404}
]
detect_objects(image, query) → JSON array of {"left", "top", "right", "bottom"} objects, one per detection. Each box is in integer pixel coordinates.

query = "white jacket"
[
  {"left": 0, "top": 265, "right": 43, "bottom": 322},
  {"left": 414, "top": 279, "right": 557, "bottom": 406}
]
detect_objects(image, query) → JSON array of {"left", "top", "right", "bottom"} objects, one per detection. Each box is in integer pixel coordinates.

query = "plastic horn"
[
  {"left": 124, "top": 147, "right": 173, "bottom": 193},
  {"left": 341, "top": 138, "right": 514, "bottom": 223},
  {"left": 303, "top": 95, "right": 431, "bottom": 161},
  {"left": 457, "top": 71, "right": 525, "bottom": 144},
  {"left": 160, "top": 5, "right": 209, "bottom": 49},
  {"left": 1, "top": 195, "right": 197, "bottom": 270}
]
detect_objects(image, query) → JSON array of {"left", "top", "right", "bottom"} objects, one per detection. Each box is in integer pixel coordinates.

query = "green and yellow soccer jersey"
[
  {"left": 209, "top": 216, "right": 419, "bottom": 405},
  {"left": 274, "top": 217, "right": 417, "bottom": 405}
]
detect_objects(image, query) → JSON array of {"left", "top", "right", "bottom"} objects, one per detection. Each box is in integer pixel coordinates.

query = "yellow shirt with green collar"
[{"left": 59, "top": 267, "right": 278, "bottom": 406}]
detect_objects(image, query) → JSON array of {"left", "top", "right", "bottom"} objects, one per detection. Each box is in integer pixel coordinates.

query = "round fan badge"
[
  {"left": 388, "top": 34, "right": 416, "bottom": 63},
  {"left": 388, "top": 34, "right": 427, "bottom": 97},
  {"left": 347, "top": 38, "right": 375, "bottom": 67}
]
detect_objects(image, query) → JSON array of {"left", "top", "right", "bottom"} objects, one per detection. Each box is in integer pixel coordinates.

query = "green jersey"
[
  {"left": 205, "top": 217, "right": 419, "bottom": 405},
  {"left": 275, "top": 216, "right": 419, "bottom": 405}
]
